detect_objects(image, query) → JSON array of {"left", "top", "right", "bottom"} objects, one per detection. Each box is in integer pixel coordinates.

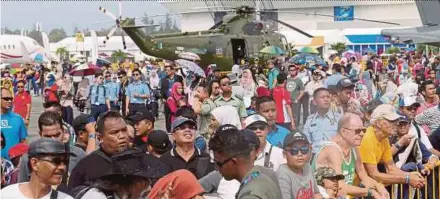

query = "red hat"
[{"left": 8, "top": 143, "right": 29, "bottom": 159}]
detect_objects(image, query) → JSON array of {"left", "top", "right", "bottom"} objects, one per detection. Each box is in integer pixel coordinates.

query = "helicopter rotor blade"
[
  {"left": 99, "top": 6, "right": 117, "bottom": 21},
  {"left": 118, "top": 0, "right": 122, "bottom": 18},
  {"left": 121, "top": 31, "right": 127, "bottom": 50},
  {"left": 122, "top": 24, "right": 160, "bottom": 29},
  {"left": 258, "top": 14, "right": 313, "bottom": 38},
  {"left": 270, "top": 10, "right": 400, "bottom": 26},
  {"left": 103, "top": 27, "right": 117, "bottom": 44}
]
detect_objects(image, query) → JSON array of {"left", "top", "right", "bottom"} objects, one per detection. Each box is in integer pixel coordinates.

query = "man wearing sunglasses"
[
  {"left": 160, "top": 116, "right": 214, "bottom": 179},
  {"left": 359, "top": 104, "right": 426, "bottom": 190},
  {"left": 2, "top": 138, "right": 74, "bottom": 199},
  {"left": 125, "top": 68, "right": 150, "bottom": 116},
  {"left": 312, "top": 113, "right": 388, "bottom": 198},
  {"left": 277, "top": 132, "right": 322, "bottom": 199},
  {"left": 13, "top": 80, "right": 32, "bottom": 126},
  {"left": 209, "top": 127, "right": 282, "bottom": 199},
  {"left": 104, "top": 72, "right": 120, "bottom": 111},
  {"left": 214, "top": 75, "right": 247, "bottom": 121},
  {"left": 243, "top": 114, "right": 285, "bottom": 170},
  {"left": 1, "top": 88, "right": 27, "bottom": 160}
]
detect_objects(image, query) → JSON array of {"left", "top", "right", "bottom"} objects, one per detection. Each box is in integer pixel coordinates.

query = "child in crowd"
[{"left": 314, "top": 166, "right": 344, "bottom": 199}]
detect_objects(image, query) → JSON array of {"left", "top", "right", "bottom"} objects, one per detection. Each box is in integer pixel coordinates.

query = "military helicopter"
[
  {"left": 97, "top": 5, "right": 312, "bottom": 70},
  {"left": 99, "top": 4, "right": 401, "bottom": 70}
]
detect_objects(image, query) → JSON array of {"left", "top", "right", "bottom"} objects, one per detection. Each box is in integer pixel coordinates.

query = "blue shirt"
[
  {"left": 89, "top": 84, "right": 108, "bottom": 105},
  {"left": 126, "top": 81, "right": 150, "bottom": 104},
  {"left": 303, "top": 110, "right": 341, "bottom": 154},
  {"left": 1, "top": 111, "right": 28, "bottom": 159},
  {"left": 266, "top": 125, "right": 290, "bottom": 148},
  {"left": 324, "top": 73, "right": 343, "bottom": 88},
  {"left": 104, "top": 81, "right": 120, "bottom": 102},
  {"left": 268, "top": 68, "right": 280, "bottom": 89}
]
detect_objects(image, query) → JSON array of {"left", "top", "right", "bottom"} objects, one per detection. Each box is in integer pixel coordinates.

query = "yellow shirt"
[{"left": 358, "top": 126, "right": 393, "bottom": 165}]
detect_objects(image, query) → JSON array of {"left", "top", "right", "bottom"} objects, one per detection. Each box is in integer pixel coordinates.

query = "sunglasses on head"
[
  {"left": 1, "top": 97, "right": 13, "bottom": 101},
  {"left": 286, "top": 146, "right": 310, "bottom": 156},
  {"left": 38, "top": 156, "right": 69, "bottom": 166},
  {"left": 343, "top": 127, "right": 366, "bottom": 135}
]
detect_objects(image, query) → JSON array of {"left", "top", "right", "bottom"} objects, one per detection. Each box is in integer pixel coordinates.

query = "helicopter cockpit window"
[{"left": 242, "top": 22, "right": 263, "bottom": 36}]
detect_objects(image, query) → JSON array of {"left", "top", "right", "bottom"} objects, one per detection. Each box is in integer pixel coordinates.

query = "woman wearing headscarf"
[
  {"left": 59, "top": 74, "right": 75, "bottom": 126},
  {"left": 206, "top": 105, "right": 242, "bottom": 140},
  {"left": 166, "top": 82, "right": 186, "bottom": 124},
  {"left": 240, "top": 69, "right": 256, "bottom": 99},
  {"left": 148, "top": 169, "right": 205, "bottom": 199}
]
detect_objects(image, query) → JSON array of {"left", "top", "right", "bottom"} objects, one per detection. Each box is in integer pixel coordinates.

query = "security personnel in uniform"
[
  {"left": 104, "top": 71, "right": 120, "bottom": 111},
  {"left": 214, "top": 75, "right": 247, "bottom": 120},
  {"left": 303, "top": 87, "right": 341, "bottom": 157},
  {"left": 209, "top": 126, "right": 282, "bottom": 199},
  {"left": 125, "top": 69, "right": 150, "bottom": 116},
  {"left": 88, "top": 72, "right": 110, "bottom": 120}
]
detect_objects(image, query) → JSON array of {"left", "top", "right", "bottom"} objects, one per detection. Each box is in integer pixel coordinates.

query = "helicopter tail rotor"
[
  {"left": 103, "top": 27, "right": 117, "bottom": 44},
  {"left": 99, "top": 6, "right": 117, "bottom": 21}
]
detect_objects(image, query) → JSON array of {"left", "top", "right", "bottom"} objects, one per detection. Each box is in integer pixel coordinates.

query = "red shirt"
[
  {"left": 256, "top": 86, "right": 270, "bottom": 97},
  {"left": 13, "top": 91, "right": 31, "bottom": 119},
  {"left": 272, "top": 85, "right": 292, "bottom": 123}
]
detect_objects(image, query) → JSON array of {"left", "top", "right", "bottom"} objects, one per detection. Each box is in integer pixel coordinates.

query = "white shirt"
[
  {"left": 410, "top": 123, "right": 433, "bottom": 150},
  {"left": 214, "top": 142, "right": 286, "bottom": 199},
  {"left": 1, "top": 183, "right": 73, "bottom": 199}
]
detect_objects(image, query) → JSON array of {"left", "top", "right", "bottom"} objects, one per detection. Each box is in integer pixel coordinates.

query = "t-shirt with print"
[
  {"left": 1, "top": 111, "right": 28, "bottom": 159},
  {"left": 286, "top": 77, "right": 304, "bottom": 103},
  {"left": 277, "top": 164, "right": 319, "bottom": 199},
  {"left": 1, "top": 183, "right": 73, "bottom": 199},
  {"left": 358, "top": 126, "right": 393, "bottom": 165}
]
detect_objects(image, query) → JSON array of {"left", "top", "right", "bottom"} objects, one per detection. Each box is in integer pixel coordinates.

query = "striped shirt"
[{"left": 415, "top": 105, "right": 440, "bottom": 134}]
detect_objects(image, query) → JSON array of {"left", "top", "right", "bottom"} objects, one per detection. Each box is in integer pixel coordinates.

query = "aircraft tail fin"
[
  {"left": 416, "top": 0, "right": 440, "bottom": 26},
  {"left": 90, "top": 30, "right": 98, "bottom": 65}
]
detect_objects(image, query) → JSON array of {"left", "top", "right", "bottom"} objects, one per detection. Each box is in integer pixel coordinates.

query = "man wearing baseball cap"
[
  {"left": 147, "top": 130, "right": 172, "bottom": 158},
  {"left": 359, "top": 104, "right": 425, "bottom": 189},
  {"left": 2, "top": 138, "right": 74, "bottom": 199},
  {"left": 243, "top": 114, "right": 285, "bottom": 170},
  {"left": 72, "top": 114, "right": 97, "bottom": 153},
  {"left": 160, "top": 116, "right": 214, "bottom": 179},
  {"left": 277, "top": 132, "right": 321, "bottom": 199},
  {"left": 314, "top": 166, "right": 344, "bottom": 199},
  {"left": 128, "top": 109, "right": 155, "bottom": 150},
  {"left": 333, "top": 78, "right": 362, "bottom": 115}
]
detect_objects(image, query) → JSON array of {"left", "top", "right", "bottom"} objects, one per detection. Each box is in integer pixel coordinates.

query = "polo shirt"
[
  {"left": 13, "top": 92, "right": 31, "bottom": 119},
  {"left": 358, "top": 126, "right": 393, "bottom": 165},
  {"left": 266, "top": 125, "right": 290, "bottom": 148},
  {"left": 159, "top": 147, "right": 215, "bottom": 179},
  {"left": 1, "top": 111, "right": 27, "bottom": 159}
]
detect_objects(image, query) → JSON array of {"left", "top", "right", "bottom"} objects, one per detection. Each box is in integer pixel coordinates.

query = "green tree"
[
  {"left": 141, "top": 13, "right": 155, "bottom": 35},
  {"left": 111, "top": 50, "right": 127, "bottom": 62},
  {"left": 56, "top": 47, "right": 69, "bottom": 62},
  {"left": 386, "top": 46, "right": 400, "bottom": 54},
  {"left": 330, "top": 42, "right": 346, "bottom": 55},
  {"left": 48, "top": 28, "right": 67, "bottom": 42}
]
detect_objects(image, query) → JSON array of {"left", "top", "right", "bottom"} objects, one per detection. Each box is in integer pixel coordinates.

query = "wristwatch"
[{"left": 88, "top": 134, "right": 96, "bottom": 139}]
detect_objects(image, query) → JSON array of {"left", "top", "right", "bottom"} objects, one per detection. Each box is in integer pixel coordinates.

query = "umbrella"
[
  {"left": 259, "top": 46, "right": 285, "bottom": 55},
  {"left": 69, "top": 63, "right": 102, "bottom": 76},
  {"left": 289, "top": 53, "right": 327, "bottom": 66},
  {"left": 342, "top": 50, "right": 362, "bottom": 61},
  {"left": 299, "top": 47, "right": 319, "bottom": 54},
  {"left": 178, "top": 52, "right": 201, "bottom": 61},
  {"left": 175, "top": 59, "right": 205, "bottom": 77}
]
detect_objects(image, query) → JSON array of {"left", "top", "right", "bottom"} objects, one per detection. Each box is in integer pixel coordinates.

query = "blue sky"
[{"left": 1, "top": 1, "right": 172, "bottom": 35}]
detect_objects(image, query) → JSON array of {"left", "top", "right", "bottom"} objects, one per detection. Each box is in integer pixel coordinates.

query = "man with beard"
[
  {"left": 0, "top": 88, "right": 27, "bottom": 160},
  {"left": 2, "top": 138, "right": 74, "bottom": 199},
  {"left": 68, "top": 111, "right": 129, "bottom": 194},
  {"left": 312, "top": 113, "right": 388, "bottom": 198}
]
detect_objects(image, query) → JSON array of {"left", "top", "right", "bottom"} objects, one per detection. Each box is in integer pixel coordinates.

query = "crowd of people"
[{"left": 0, "top": 51, "right": 440, "bottom": 199}]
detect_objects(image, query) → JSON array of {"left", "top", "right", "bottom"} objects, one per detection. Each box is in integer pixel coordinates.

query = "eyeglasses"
[
  {"left": 105, "top": 75, "right": 111, "bottom": 78},
  {"left": 343, "top": 127, "right": 366, "bottom": 135},
  {"left": 175, "top": 123, "right": 197, "bottom": 131},
  {"left": 221, "top": 82, "right": 231, "bottom": 86},
  {"left": 286, "top": 146, "right": 310, "bottom": 156},
  {"left": 247, "top": 124, "right": 267, "bottom": 131},
  {"left": 1, "top": 97, "right": 13, "bottom": 101},
  {"left": 118, "top": 76, "right": 123, "bottom": 79},
  {"left": 405, "top": 106, "right": 417, "bottom": 112},
  {"left": 38, "top": 156, "right": 69, "bottom": 166},
  {"left": 398, "top": 121, "right": 410, "bottom": 126},
  {"left": 17, "top": 86, "right": 24, "bottom": 88},
  {"left": 215, "top": 152, "right": 242, "bottom": 168}
]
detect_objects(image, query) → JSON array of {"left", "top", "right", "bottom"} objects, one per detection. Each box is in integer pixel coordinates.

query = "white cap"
[
  {"left": 243, "top": 115, "right": 268, "bottom": 128},
  {"left": 399, "top": 96, "right": 421, "bottom": 107},
  {"left": 370, "top": 104, "right": 401, "bottom": 123}
]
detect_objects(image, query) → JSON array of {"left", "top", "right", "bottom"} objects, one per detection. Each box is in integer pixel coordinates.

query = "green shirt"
[
  {"left": 214, "top": 95, "right": 248, "bottom": 118},
  {"left": 236, "top": 166, "right": 282, "bottom": 199},
  {"left": 199, "top": 99, "right": 216, "bottom": 135},
  {"left": 286, "top": 77, "right": 304, "bottom": 102}
]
